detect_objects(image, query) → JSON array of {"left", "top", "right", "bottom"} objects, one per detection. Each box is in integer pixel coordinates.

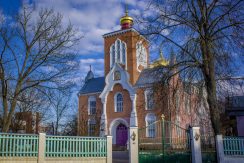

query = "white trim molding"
[
  {"left": 100, "top": 63, "right": 135, "bottom": 101},
  {"left": 99, "top": 63, "right": 138, "bottom": 136},
  {"left": 109, "top": 118, "right": 129, "bottom": 144}
]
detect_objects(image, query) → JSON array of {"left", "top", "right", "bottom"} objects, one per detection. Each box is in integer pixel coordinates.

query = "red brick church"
[{"left": 78, "top": 9, "right": 207, "bottom": 146}]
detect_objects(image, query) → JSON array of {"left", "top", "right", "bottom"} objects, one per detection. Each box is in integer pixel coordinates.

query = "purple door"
[{"left": 116, "top": 124, "right": 128, "bottom": 146}]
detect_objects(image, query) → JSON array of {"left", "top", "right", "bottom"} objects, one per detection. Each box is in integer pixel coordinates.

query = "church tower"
[{"left": 103, "top": 8, "right": 149, "bottom": 85}]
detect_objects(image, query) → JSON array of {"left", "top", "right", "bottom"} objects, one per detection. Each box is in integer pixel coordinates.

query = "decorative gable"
[{"left": 99, "top": 63, "right": 135, "bottom": 102}]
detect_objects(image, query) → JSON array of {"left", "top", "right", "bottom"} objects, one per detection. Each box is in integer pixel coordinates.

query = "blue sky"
[{"left": 0, "top": 0, "right": 153, "bottom": 79}]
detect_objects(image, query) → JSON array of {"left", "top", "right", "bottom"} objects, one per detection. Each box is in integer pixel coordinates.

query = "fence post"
[
  {"left": 190, "top": 127, "right": 202, "bottom": 163},
  {"left": 38, "top": 133, "right": 46, "bottom": 163},
  {"left": 129, "top": 126, "right": 138, "bottom": 163},
  {"left": 161, "top": 114, "right": 165, "bottom": 155},
  {"left": 216, "top": 135, "right": 225, "bottom": 163},
  {"left": 106, "top": 135, "right": 112, "bottom": 163}
]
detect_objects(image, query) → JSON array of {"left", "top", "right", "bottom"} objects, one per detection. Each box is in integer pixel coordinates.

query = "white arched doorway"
[{"left": 109, "top": 118, "right": 129, "bottom": 145}]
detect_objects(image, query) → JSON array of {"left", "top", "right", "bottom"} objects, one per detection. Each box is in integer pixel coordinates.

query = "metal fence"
[
  {"left": 138, "top": 119, "right": 191, "bottom": 163},
  {"left": 0, "top": 133, "right": 39, "bottom": 157},
  {"left": 45, "top": 135, "right": 107, "bottom": 157},
  {"left": 200, "top": 134, "right": 216, "bottom": 163},
  {"left": 223, "top": 136, "right": 244, "bottom": 155},
  {"left": 0, "top": 133, "right": 107, "bottom": 158}
]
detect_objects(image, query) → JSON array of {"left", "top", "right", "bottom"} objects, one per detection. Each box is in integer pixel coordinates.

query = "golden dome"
[
  {"left": 120, "top": 7, "right": 133, "bottom": 29},
  {"left": 149, "top": 50, "right": 169, "bottom": 68}
]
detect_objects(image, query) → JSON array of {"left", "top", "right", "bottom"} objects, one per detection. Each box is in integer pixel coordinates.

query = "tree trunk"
[
  {"left": 2, "top": 97, "right": 19, "bottom": 132},
  {"left": 205, "top": 77, "right": 221, "bottom": 134},
  {"left": 2, "top": 81, "right": 22, "bottom": 132},
  {"left": 201, "top": 39, "right": 221, "bottom": 135}
]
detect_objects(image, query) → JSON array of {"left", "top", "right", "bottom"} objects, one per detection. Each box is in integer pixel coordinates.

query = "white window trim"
[
  {"left": 144, "top": 88, "right": 154, "bottom": 110},
  {"left": 110, "top": 39, "right": 127, "bottom": 69},
  {"left": 88, "top": 96, "right": 96, "bottom": 115},
  {"left": 114, "top": 92, "right": 123, "bottom": 112},
  {"left": 145, "top": 113, "right": 156, "bottom": 138}
]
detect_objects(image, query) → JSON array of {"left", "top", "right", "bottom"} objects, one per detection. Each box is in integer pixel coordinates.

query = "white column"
[
  {"left": 216, "top": 135, "right": 225, "bottom": 163},
  {"left": 190, "top": 127, "right": 202, "bottom": 163},
  {"left": 100, "top": 97, "right": 108, "bottom": 136},
  {"left": 106, "top": 135, "right": 112, "bottom": 163},
  {"left": 130, "top": 94, "right": 138, "bottom": 127},
  {"left": 100, "top": 98, "right": 108, "bottom": 136},
  {"left": 38, "top": 133, "right": 46, "bottom": 163},
  {"left": 129, "top": 127, "right": 138, "bottom": 163}
]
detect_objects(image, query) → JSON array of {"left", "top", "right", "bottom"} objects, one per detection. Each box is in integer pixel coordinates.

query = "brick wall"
[
  {"left": 106, "top": 83, "right": 132, "bottom": 130},
  {"left": 104, "top": 30, "right": 149, "bottom": 85}
]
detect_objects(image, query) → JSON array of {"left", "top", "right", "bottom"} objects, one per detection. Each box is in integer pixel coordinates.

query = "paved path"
[{"left": 112, "top": 151, "right": 129, "bottom": 163}]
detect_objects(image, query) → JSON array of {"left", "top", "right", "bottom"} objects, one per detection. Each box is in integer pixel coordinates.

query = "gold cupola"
[
  {"left": 150, "top": 49, "right": 169, "bottom": 68},
  {"left": 120, "top": 5, "right": 133, "bottom": 30}
]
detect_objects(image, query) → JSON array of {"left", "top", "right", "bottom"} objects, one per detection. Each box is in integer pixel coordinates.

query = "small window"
[
  {"left": 88, "top": 119, "right": 96, "bottom": 136},
  {"left": 115, "top": 93, "right": 123, "bottom": 112},
  {"left": 114, "top": 71, "right": 121, "bottom": 81},
  {"left": 88, "top": 96, "right": 96, "bottom": 115},
  {"left": 145, "top": 89, "right": 154, "bottom": 110},
  {"left": 145, "top": 113, "right": 156, "bottom": 138}
]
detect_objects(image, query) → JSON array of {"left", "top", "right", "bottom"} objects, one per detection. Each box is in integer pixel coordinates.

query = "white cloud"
[
  {"left": 32, "top": 0, "right": 124, "bottom": 56},
  {"left": 30, "top": 0, "right": 151, "bottom": 80}
]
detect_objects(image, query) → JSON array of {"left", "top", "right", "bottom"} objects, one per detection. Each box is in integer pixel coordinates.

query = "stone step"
[{"left": 112, "top": 145, "right": 127, "bottom": 151}]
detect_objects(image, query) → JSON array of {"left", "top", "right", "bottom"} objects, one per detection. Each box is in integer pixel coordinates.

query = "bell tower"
[{"left": 103, "top": 7, "right": 149, "bottom": 85}]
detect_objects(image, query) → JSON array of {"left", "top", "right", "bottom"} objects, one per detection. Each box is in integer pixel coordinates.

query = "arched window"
[
  {"left": 110, "top": 39, "right": 127, "bottom": 68},
  {"left": 145, "top": 88, "right": 154, "bottom": 110},
  {"left": 110, "top": 44, "right": 115, "bottom": 68},
  {"left": 136, "top": 41, "right": 147, "bottom": 71},
  {"left": 88, "top": 96, "right": 96, "bottom": 115},
  {"left": 114, "top": 93, "right": 123, "bottom": 112},
  {"left": 116, "top": 40, "right": 120, "bottom": 62},
  {"left": 88, "top": 119, "right": 96, "bottom": 136},
  {"left": 122, "top": 43, "right": 126, "bottom": 64},
  {"left": 145, "top": 113, "right": 156, "bottom": 138}
]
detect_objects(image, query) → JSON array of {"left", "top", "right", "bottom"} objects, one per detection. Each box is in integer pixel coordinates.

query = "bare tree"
[
  {"left": 50, "top": 91, "right": 72, "bottom": 135},
  {"left": 63, "top": 114, "right": 78, "bottom": 136},
  {"left": 138, "top": 0, "right": 244, "bottom": 134},
  {"left": 78, "top": 103, "right": 102, "bottom": 136},
  {"left": 0, "top": 5, "right": 81, "bottom": 132}
]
